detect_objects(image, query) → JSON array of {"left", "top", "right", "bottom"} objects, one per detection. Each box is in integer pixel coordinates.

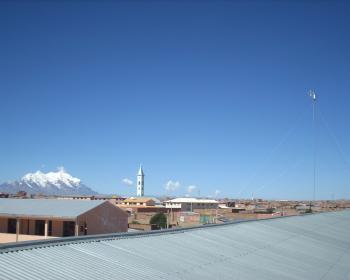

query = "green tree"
[{"left": 150, "top": 213, "right": 167, "bottom": 229}]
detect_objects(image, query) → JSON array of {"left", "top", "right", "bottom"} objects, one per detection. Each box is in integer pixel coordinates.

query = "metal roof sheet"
[
  {"left": 0, "top": 198, "right": 105, "bottom": 219},
  {"left": 1, "top": 211, "right": 350, "bottom": 279}
]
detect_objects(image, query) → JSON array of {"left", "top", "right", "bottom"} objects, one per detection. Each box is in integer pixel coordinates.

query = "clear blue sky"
[{"left": 1, "top": 1, "right": 350, "bottom": 200}]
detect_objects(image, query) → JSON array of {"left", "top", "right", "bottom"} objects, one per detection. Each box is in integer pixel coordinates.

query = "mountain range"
[{"left": 0, "top": 168, "right": 98, "bottom": 196}]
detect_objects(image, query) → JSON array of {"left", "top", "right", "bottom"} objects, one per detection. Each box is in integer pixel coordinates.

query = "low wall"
[{"left": 128, "top": 223, "right": 152, "bottom": 231}]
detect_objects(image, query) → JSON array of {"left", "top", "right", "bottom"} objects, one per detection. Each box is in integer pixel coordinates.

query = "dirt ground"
[{"left": 0, "top": 233, "right": 56, "bottom": 244}]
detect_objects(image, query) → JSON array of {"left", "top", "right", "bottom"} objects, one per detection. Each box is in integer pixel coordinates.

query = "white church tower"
[{"left": 137, "top": 165, "right": 144, "bottom": 197}]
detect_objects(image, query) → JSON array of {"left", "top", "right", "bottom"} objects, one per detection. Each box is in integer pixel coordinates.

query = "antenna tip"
[{"left": 308, "top": 90, "right": 317, "bottom": 101}]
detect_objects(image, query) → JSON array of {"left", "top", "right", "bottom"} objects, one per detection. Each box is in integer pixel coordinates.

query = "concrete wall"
[
  {"left": 128, "top": 223, "right": 152, "bottom": 231},
  {"left": 130, "top": 211, "right": 178, "bottom": 225},
  {"left": 192, "top": 209, "right": 218, "bottom": 215},
  {"left": 77, "top": 201, "right": 128, "bottom": 235},
  {"left": 135, "top": 207, "right": 171, "bottom": 213},
  {"left": 218, "top": 212, "right": 282, "bottom": 221}
]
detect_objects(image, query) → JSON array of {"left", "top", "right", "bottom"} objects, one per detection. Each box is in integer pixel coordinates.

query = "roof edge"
[
  {"left": 0, "top": 214, "right": 77, "bottom": 220},
  {"left": 76, "top": 200, "right": 110, "bottom": 217}
]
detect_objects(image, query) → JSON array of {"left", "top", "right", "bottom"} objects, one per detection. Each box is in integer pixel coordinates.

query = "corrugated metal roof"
[
  {"left": 0, "top": 198, "right": 105, "bottom": 219},
  {"left": 1, "top": 211, "right": 350, "bottom": 279}
]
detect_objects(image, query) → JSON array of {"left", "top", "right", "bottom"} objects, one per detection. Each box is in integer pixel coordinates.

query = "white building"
[
  {"left": 136, "top": 165, "right": 144, "bottom": 197},
  {"left": 164, "top": 198, "right": 219, "bottom": 212}
]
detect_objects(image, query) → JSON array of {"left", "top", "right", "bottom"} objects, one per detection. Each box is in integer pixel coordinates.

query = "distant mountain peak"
[
  {"left": 0, "top": 168, "right": 97, "bottom": 195},
  {"left": 22, "top": 169, "right": 81, "bottom": 189}
]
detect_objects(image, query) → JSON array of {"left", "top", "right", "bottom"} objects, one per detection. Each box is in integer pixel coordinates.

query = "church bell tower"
[{"left": 137, "top": 165, "right": 144, "bottom": 196}]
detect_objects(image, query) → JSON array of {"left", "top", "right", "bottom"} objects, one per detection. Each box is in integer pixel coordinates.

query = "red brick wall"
[{"left": 77, "top": 201, "right": 128, "bottom": 235}]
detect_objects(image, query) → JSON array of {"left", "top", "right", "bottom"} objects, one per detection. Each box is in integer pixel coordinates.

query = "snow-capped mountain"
[{"left": 0, "top": 168, "right": 98, "bottom": 195}]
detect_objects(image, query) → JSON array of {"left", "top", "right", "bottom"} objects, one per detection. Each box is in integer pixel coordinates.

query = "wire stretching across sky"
[
  {"left": 251, "top": 158, "right": 305, "bottom": 199},
  {"left": 249, "top": 102, "right": 350, "bottom": 200},
  {"left": 319, "top": 106, "right": 350, "bottom": 173},
  {"left": 236, "top": 105, "right": 308, "bottom": 198}
]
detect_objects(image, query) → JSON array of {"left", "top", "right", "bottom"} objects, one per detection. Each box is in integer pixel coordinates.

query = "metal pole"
[
  {"left": 309, "top": 90, "right": 317, "bottom": 211},
  {"left": 312, "top": 94, "right": 316, "bottom": 202}
]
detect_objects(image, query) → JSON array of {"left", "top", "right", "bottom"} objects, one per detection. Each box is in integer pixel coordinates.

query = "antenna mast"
[{"left": 309, "top": 90, "right": 317, "bottom": 209}]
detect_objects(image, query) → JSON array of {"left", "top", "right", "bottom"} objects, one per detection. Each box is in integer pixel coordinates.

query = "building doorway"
[
  {"left": 48, "top": 221, "right": 52, "bottom": 236},
  {"left": 7, "top": 219, "right": 16, "bottom": 234},
  {"left": 63, "top": 221, "right": 75, "bottom": 236},
  {"left": 35, "top": 220, "right": 45, "bottom": 235}
]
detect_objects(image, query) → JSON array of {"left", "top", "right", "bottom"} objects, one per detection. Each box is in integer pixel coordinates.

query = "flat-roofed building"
[
  {"left": 122, "top": 197, "right": 157, "bottom": 207},
  {"left": 164, "top": 198, "right": 219, "bottom": 211},
  {"left": 53, "top": 195, "right": 127, "bottom": 205},
  {"left": 0, "top": 198, "right": 128, "bottom": 238}
]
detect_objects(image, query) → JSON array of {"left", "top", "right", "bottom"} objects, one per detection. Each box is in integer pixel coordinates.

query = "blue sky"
[{"left": 1, "top": 1, "right": 350, "bottom": 199}]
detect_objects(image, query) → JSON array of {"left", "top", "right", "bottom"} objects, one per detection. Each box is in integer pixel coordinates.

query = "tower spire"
[
  {"left": 138, "top": 165, "right": 144, "bottom": 176},
  {"left": 137, "top": 165, "right": 145, "bottom": 196}
]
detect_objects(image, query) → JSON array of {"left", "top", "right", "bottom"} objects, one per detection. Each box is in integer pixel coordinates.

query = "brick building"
[{"left": 0, "top": 198, "right": 128, "bottom": 238}]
